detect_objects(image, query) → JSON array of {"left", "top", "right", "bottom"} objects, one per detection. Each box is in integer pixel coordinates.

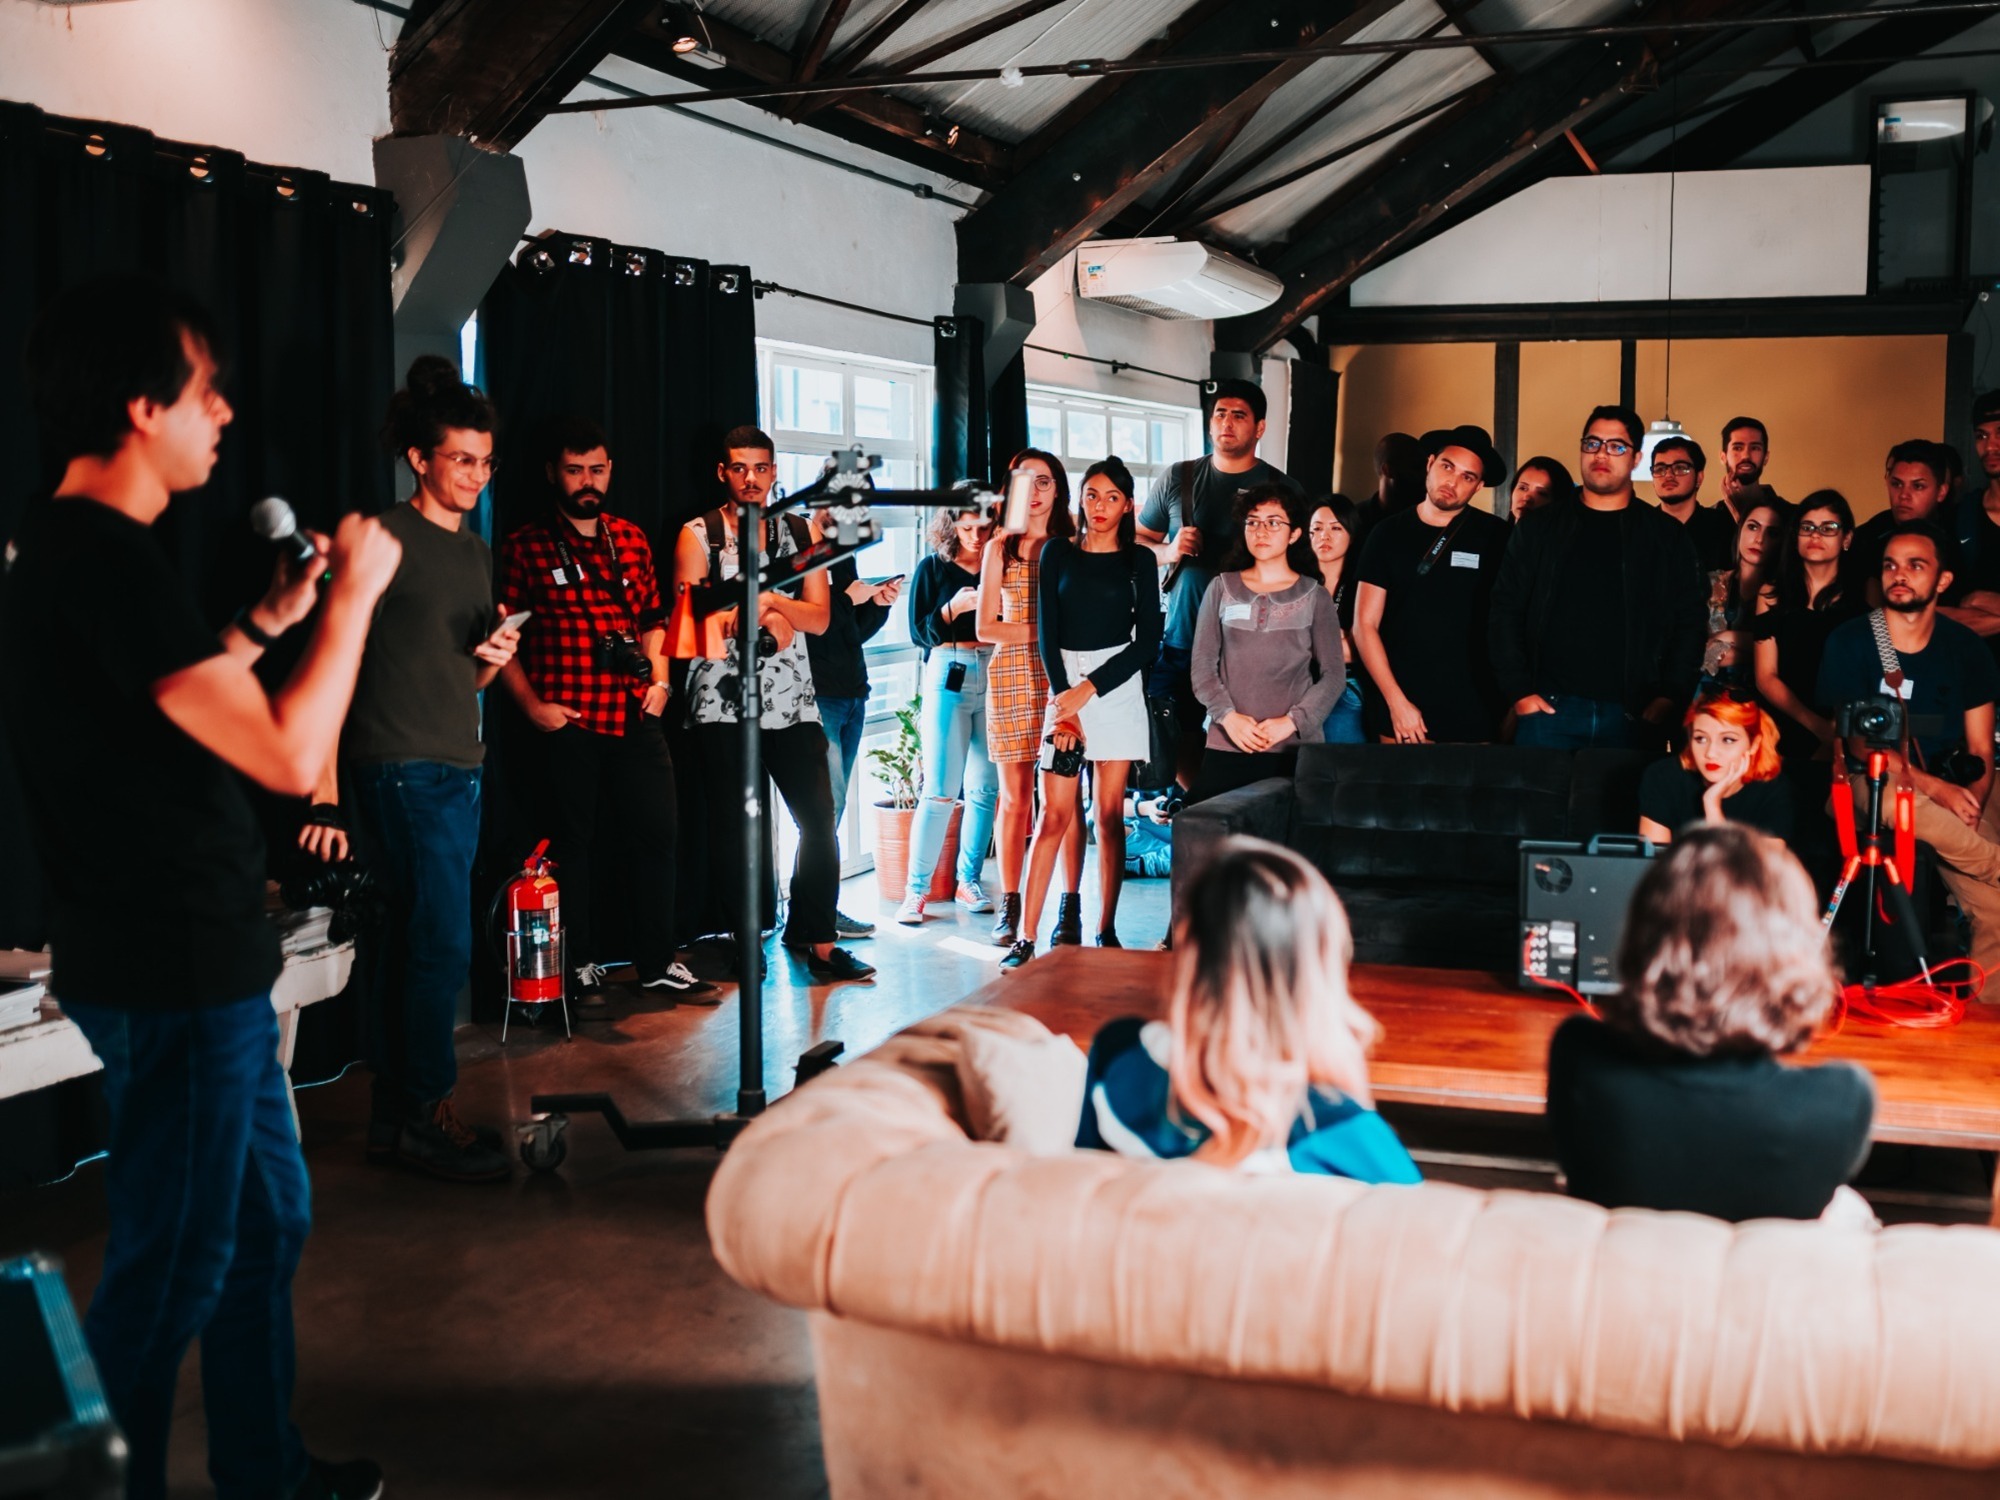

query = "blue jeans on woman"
[
  {"left": 909, "top": 647, "right": 1001, "bottom": 894},
  {"left": 348, "top": 760, "right": 481, "bottom": 1119},
  {"left": 64, "top": 993, "right": 312, "bottom": 1500},
  {"left": 819, "top": 694, "right": 870, "bottom": 843},
  {"left": 1322, "top": 678, "right": 1365, "bottom": 744}
]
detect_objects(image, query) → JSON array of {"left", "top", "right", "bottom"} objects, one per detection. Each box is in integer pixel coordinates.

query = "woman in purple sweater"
[{"left": 1187, "top": 484, "right": 1344, "bottom": 805}]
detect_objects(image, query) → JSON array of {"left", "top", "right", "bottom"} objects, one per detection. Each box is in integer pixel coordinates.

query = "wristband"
[
  {"left": 233, "top": 607, "right": 279, "bottom": 649},
  {"left": 305, "top": 803, "right": 346, "bottom": 830}
]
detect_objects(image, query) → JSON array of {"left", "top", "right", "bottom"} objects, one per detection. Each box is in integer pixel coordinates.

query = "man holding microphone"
[{"left": 3, "top": 276, "right": 400, "bottom": 1500}]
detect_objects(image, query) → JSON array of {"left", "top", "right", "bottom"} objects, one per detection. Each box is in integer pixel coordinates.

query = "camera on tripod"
[
  {"left": 1835, "top": 694, "right": 1904, "bottom": 747},
  {"left": 597, "top": 630, "right": 651, "bottom": 681}
]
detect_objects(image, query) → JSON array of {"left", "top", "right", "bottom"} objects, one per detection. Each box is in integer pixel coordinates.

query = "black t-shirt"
[
  {"left": 0, "top": 498, "right": 282, "bottom": 1009},
  {"left": 1354, "top": 505, "right": 1508, "bottom": 741},
  {"left": 1965, "top": 505, "right": 2000, "bottom": 596},
  {"left": 1682, "top": 502, "right": 1739, "bottom": 574},
  {"left": 1536, "top": 507, "right": 1627, "bottom": 701},
  {"left": 1637, "top": 757, "right": 1795, "bottom": 840},
  {"left": 1763, "top": 595, "right": 1863, "bottom": 759},
  {"left": 1138, "top": 457, "right": 1301, "bottom": 650},
  {"left": 1815, "top": 612, "right": 2000, "bottom": 764},
  {"left": 1547, "top": 1015, "right": 1874, "bottom": 1221},
  {"left": 1036, "top": 539, "right": 1163, "bottom": 695}
]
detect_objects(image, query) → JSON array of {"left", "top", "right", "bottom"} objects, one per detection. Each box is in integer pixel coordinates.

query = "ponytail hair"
[{"left": 382, "top": 355, "right": 497, "bottom": 470}]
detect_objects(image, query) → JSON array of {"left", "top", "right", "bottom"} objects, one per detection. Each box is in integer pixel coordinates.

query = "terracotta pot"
[{"left": 872, "top": 801, "right": 963, "bottom": 902}]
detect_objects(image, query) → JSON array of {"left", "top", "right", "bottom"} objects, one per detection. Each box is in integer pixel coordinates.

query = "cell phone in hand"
[{"left": 500, "top": 609, "right": 533, "bottom": 633}]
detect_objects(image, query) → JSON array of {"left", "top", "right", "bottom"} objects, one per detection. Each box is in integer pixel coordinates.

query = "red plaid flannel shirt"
[{"left": 498, "top": 513, "right": 665, "bottom": 737}]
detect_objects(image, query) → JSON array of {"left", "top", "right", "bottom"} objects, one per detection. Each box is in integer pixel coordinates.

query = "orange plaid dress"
[{"left": 987, "top": 547, "right": 1050, "bottom": 765}]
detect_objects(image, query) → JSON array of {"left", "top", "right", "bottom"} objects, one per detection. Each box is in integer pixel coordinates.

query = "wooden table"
[{"left": 973, "top": 947, "right": 2000, "bottom": 1218}]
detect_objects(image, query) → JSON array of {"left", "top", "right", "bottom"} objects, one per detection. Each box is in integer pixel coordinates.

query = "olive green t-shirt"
[{"left": 343, "top": 501, "right": 494, "bottom": 768}]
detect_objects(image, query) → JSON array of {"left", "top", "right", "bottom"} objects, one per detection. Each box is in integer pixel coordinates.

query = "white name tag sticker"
[
  {"left": 1450, "top": 551, "right": 1480, "bottom": 569},
  {"left": 1221, "top": 602, "right": 1254, "bottom": 623},
  {"left": 551, "top": 568, "right": 569, "bottom": 585},
  {"left": 1879, "top": 676, "right": 1914, "bottom": 701}
]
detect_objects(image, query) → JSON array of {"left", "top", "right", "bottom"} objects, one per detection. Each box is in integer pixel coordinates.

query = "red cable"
[{"left": 1829, "top": 958, "right": 1980, "bottom": 1035}]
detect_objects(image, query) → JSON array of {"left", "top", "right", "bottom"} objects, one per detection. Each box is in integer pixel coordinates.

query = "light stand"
[
  {"left": 1823, "top": 749, "right": 1933, "bottom": 987},
  {"left": 520, "top": 451, "right": 1022, "bottom": 1169}
]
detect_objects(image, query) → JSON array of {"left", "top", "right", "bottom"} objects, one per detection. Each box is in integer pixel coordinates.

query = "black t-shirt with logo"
[
  {"left": 0, "top": 498, "right": 282, "bottom": 1009},
  {"left": 1815, "top": 611, "right": 2000, "bottom": 765},
  {"left": 1536, "top": 507, "right": 1628, "bottom": 702},
  {"left": 1354, "top": 505, "right": 1509, "bottom": 741}
]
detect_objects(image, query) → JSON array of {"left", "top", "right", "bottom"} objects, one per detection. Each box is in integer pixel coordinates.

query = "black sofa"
[{"left": 1171, "top": 744, "right": 1652, "bottom": 972}]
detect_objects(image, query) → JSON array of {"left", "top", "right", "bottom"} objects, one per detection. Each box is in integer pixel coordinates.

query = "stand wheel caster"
[{"left": 519, "top": 1112, "right": 569, "bottom": 1173}]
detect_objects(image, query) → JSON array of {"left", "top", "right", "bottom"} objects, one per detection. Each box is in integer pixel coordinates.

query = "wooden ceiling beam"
[
  {"left": 389, "top": 0, "right": 658, "bottom": 149},
  {"left": 798, "top": 0, "right": 1069, "bottom": 121}
]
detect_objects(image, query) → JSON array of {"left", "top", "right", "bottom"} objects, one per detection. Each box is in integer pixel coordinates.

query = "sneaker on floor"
[
  {"left": 291, "top": 1456, "right": 383, "bottom": 1500},
  {"left": 640, "top": 962, "right": 719, "bottom": 1001},
  {"left": 834, "top": 909, "right": 876, "bottom": 938},
  {"left": 999, "top": 938, "right": 1035, "bottom": 971},
  {"left": 955, "top": 879, "right": 995, "bottom": 913},
  {"left": 397, "top": 1097, "right": 511, "bottom": 1184},
  {"left": 805, "top": 946, "right": 876, "bottom": 981},
  {"left": 573, "top": 961, "right": 610, "bottom": 994},
  {"left": 895, "top": 892, "right": 927, "bottom": 925}
]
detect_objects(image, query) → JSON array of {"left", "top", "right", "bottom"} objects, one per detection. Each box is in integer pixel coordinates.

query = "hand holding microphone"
[{"left": 248, "top": 499, "right": 401, "bottom": 636}]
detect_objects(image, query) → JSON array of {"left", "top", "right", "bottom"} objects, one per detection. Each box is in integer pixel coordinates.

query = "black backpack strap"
[{"left": 701, "top": 506, "right": 728, "bottom": 583}]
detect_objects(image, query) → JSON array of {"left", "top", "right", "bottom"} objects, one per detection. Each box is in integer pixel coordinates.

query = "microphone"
[{"left": 249, "top": 497, "right": 318, "bottom": 569}]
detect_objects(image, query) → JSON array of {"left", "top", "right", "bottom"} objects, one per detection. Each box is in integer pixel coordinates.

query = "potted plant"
[{"left": 867, "top": 693, "right": 961, "bottom": 902}]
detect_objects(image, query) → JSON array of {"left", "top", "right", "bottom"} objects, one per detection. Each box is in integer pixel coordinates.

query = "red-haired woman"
[{"left": 1637, "top": 691, "right": 1792, "bottom": 843}]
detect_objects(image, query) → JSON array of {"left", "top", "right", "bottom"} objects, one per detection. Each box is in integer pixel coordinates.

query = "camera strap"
[{"left": 551, "top": 520, "right": 640, "bottom": 638}]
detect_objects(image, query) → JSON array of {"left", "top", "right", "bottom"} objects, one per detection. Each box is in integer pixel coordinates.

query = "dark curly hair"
[
  {"left": 1221, "top": 481, "right": 1313, "bottom": 574},
  {"left": 382, "top": 355, "right": 496, "bottom": 471}
]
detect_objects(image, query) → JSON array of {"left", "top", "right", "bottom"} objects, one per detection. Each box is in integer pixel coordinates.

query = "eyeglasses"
[
  {"left": 1798, "top": 520, "right": 1847, "bottom": 538},
  {"left": 432, "top": 452, "right": 498, "bottom": 476},
  {"left": 1243, "top": 517, "right": 1292, "bottom": 533},
  {"left": 1653, "top": 461, "right": 1696, "bottom": 478},
  {"left": 1580, "top": 437, "right": 1633, "bottom": 456}
]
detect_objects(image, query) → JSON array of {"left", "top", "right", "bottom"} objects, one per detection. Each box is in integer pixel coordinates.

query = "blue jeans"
[
  {"left": 64, "top": 994, "right": 311, "bottom": 1500},
  {"left": 1513, "top": 694, "right": 1654, "bottom": 750},
  {"left": 1322, "top": 678, "right": 1365, "bottom": 744},
  {"left": 819, "top": 694, "right": 869, "bottom": 846},
  {"left": 909, "top": 648, "right": 1000, "bottom": 893},
  {"left": 349, "top": 760, "right": 481, "bottom": 1113}
]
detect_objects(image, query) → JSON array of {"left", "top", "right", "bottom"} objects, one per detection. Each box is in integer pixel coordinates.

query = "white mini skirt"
[{"left": 1042, "top": 644, "right": 1150, "bottom": 763}]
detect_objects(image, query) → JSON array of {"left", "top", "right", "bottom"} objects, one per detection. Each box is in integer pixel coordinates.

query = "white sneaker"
[
  {"left": 955, "top": 880, "right": 995, "bottom": 913},
  {"left": 895, "top": 892, "right": 927, "bottom": 925},
  {"left": 573, "top": 962, "right": 610, "bottom": 993}
]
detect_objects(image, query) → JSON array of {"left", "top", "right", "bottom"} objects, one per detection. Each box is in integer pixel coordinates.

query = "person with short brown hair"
[{"left": 1546, "top": 825, "right": 1875, "bottom": 1221}]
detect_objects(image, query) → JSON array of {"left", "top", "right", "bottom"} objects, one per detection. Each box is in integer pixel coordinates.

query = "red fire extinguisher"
[{"left": 504, "top": 839, "right": 563, "bottom": 1006}]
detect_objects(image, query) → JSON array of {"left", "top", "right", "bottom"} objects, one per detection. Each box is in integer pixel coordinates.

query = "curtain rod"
[
  {"left": 753, "top": 281, "right": 1209, "bottom": 387},
  {"left": 545, "top": 1, "right": 2000, "bottom": 115}
]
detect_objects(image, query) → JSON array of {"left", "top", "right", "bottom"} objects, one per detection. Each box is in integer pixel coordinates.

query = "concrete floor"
[
  {"left": 0, "top": 870, "right": 1171, "bottom": 1500},
  {"left": 5, "top": 866, "right": 1988, "bottom": 1498}
]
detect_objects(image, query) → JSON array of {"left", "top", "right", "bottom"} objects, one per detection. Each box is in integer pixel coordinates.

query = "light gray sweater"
[{"left": 1189, "top": 573, "right": 1344, "bottom": 750}]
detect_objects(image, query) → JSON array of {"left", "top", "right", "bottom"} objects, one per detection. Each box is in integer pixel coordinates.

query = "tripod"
[{"left": 1823, "top": 750, "right": 1934, "bottom": 986}]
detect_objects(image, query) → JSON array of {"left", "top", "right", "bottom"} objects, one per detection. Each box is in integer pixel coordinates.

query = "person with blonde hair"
[
  {"left": 1636, "top": 689, "right": 1793, "bottom": 843},
  {"left": 1547, "top": 824, "right": 1874, "bottom": 1221},
  {"left": 1076, "top": 837, "right": 1419, "bottom": 1179}
]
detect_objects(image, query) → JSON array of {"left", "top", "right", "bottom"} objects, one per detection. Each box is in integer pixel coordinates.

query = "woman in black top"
[
  {"left": 1308, "top": 495, "right": 1365, "bottom": 744},
  {"left": 1546, "top": 824, "right": 1874, "bottom": 1222},
  {"left": 1003, "top": 457, "right": 1162, "bottom": 965},
  {"left": 1637, "top": 691, "right": 1794, "bottom": 843},
  {"left": 897, "top": 508, "right": 1000, "bottom": 924},
  {"left": 1755, "top": 489, "right": 1861, "bottom": 762}
]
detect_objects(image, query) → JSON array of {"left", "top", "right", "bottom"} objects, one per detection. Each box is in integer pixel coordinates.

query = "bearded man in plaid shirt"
[{"left": 496, "top": 419, "right": 714, "bottom": 1006}]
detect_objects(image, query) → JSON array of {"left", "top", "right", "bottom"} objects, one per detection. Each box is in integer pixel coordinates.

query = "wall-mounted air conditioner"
[{"left": 1076, "top": 237, "right": 1283, "bottom": 321}]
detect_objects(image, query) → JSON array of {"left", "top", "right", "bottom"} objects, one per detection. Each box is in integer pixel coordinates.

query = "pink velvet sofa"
[{"left": 709, "top": 1007, "right": 2000, "bottom": 1498}]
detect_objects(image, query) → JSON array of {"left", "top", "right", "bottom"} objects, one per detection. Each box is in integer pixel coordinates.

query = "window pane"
[
  {"left": 1110, "top": 414, "right": 1148, "bottom": 464},
  {"left": 854, "top": 374, "right": 913, "bottom": 441},
  {"left": 1066, "top": 409, "right": 1107, "bottom": 460},
  {"left": 1152, "top": 420, "right": 1186, "bottom": 466},
  {"left": 777, "top": 451, "right": 825, "bottom": 497},
  {"left": 773, "top": 364, "right": 844, "bottom": 435},
  {"left": 1028, "top": 404, "right": 1061, "bottom": 453}
]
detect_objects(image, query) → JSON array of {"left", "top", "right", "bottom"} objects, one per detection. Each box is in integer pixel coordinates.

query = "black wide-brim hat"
[{"left": 1419, "top": 424, "right": 1505, "bottom": 488}]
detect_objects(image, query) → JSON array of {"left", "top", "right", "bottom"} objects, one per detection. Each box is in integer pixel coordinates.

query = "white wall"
[
  {"left": 1024, "top": 251, "right": 1214, "bottom": 409},
  {"left": 0, "top": 0, "right": 391, "bottom": 182}
]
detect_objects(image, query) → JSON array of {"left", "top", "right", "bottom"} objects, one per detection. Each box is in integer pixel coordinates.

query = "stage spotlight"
[
  {"left": 662, "top": 2, "right": 702, "bottom": 52},
  {"left": 188, "top": 155, "right": 212, "bottom": 182}
]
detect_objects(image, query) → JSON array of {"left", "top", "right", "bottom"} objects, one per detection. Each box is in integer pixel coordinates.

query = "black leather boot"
[
  {"left": 991, "top": 892, "right": 1022, "bottom": 944},
  {"left": 1052, "top": 892, "right": 1084, "bottom": 947}
]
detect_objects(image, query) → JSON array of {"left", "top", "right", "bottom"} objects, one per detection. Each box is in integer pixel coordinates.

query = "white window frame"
[{"left": 1024, "top": 384, "right": 1205, "bottom": 508}]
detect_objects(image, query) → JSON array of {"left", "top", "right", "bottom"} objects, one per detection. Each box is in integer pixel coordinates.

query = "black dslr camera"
[
  {"left": 1835, "top": 694, "right": 1905, "bottom": 748},
  {"left": 597, "top": 631, "right": 651, "bottom": 681}
]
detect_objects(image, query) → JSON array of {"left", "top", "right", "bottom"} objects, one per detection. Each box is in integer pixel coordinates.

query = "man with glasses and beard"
[
  {"left": 1351, "top": 424, "right": 1510, "bottom": 743},
  {"left": 1817, "top": 522, "right": 2000, "bottom": 1002},
  {"left": 495, "top": 418, "right": 715, "bottom": 1009},
  {"left": 1492, "top": 404, "right": 1706, "bottom": 750}
]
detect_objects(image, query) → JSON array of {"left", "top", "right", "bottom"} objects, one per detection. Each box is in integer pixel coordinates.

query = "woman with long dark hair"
[
  {"left": 1307, "top": 494, "right": 1366, "bottom": 744},
  {"left": 1701, "top": 484, "right": 1787, "bottom": 692},
  {"left": 1755, "top": 489, "right": 1861, "bottom": 761},
  {"left": 1508, "top": 456, "right": 1576, "bottom": 522},
  {"left": 1002, "top": 457, "right": 1161, "bottom": 964},
  {"left": 897, "top": 508, "right": 1001, "bottom": 924},
  {"left": 978, "top": 448, "right": 1083, "bottom": 945}
]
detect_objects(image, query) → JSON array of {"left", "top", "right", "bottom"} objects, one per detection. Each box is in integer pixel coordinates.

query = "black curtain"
[
  {"left": 987, "top": 349, "right": 1028, "bottom": 483},
  {"left": 477, "top": 238, "right": 758, "bottom": 969},
  {"left": 1286, "top": 357, "right": 1337, "bottom": 497},
  {"left": 0, "top": 101, "right": 396, "bottom": 1183},
  {"left": 933, "top": 314, "right": 986, "bottom": 488}
]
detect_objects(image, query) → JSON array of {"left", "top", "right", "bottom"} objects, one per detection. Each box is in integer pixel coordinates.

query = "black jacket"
[
  {"left": 1490, "top": 496, "right": 1706, "bottom": 715},
  {"left": 805, "top": 556, "right": 889, "bottom": 700}
]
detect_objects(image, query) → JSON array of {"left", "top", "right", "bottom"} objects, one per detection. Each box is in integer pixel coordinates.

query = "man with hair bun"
[{"left": 304, "top": 355, "right": 523, "bottom": 1184}]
